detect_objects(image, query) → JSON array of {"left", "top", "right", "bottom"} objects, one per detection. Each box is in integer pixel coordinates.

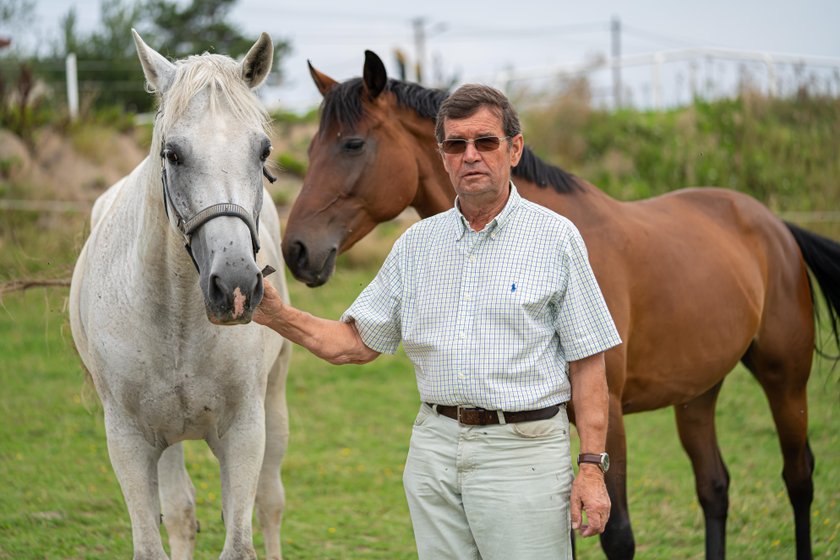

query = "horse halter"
[{"left": 159, "top": 142, "right": 277, "bottom": 272}]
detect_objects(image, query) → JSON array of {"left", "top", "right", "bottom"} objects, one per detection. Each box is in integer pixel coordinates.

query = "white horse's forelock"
[{"left": 149, "top": 53, "right": 270, "bottom": 148}]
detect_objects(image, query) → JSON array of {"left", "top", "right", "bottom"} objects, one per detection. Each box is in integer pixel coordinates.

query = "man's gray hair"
[{"left": 435, "top": 84, "right": 522, "bottom": 143}]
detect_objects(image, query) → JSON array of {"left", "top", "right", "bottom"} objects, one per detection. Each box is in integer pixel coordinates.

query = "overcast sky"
[{"left": 23, "top": 0, "right": 840, "bottom": 111}]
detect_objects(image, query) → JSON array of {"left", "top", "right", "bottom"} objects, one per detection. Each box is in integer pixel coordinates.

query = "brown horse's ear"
[
  {"left": 308, "top": 61, "right": 338, "bottom": 96},
  {"left": 363, "top": 50, "right": 387, "bottom": 99}
]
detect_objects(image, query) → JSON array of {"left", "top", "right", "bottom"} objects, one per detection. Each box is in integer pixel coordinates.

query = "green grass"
[{"left": 1, "top": 264, "right": 838, "bottom": 559}]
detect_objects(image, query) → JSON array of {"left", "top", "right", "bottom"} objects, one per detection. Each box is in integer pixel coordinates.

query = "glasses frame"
[{"left": 438, "top": 135, "right": 510, "bottom": 155}]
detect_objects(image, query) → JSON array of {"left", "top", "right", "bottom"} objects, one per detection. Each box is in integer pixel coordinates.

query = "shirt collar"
[{"left": 453, "top": 182, "right": 522, "bottom": 240}]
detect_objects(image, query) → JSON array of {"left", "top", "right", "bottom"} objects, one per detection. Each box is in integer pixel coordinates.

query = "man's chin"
[{"left": 458, "top": 174, "right": 490, "bottom": 187}]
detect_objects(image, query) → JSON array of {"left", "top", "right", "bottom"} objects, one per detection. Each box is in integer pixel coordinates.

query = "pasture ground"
[
  {"left": 1, "top": 99, "right": 839, "bottom": 556},
  {"left": 1, "top": 260, "right": 838, "bottom": 559}
]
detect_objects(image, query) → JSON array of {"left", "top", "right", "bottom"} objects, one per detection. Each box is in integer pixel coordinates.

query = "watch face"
[{"left": 600, "top": 453, "right": 610, "bottom": 473}]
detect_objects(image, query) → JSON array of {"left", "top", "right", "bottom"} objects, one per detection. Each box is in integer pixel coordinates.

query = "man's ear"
[{"left": 509, "top": 134, "right": 524, "bottom": 167}]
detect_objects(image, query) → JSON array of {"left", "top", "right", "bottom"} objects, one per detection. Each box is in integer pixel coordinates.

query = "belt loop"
[
  {"left": 496, "top": 410, "right": 507, "bottom": 425},
  {"left": 430, "top": 403, "right": 439, "bottom": 416}
]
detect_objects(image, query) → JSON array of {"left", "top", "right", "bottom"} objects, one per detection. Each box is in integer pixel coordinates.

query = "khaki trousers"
[{"left": 403, "top": 403, "right": 574, "bottom": 560}]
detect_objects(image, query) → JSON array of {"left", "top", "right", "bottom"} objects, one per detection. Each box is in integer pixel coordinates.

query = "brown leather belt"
[{"left": 426, "top": 403, "right": 563, "bottom": 426}]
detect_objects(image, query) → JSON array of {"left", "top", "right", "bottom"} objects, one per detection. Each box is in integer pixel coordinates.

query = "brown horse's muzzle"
[{"left": 282, "top": 235, "right": 338, "bottom": 287}]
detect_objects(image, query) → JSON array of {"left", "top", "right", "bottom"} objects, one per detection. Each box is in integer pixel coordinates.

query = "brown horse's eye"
[{"left": 342, "top": 137, "right": 365, "bottom": 153}]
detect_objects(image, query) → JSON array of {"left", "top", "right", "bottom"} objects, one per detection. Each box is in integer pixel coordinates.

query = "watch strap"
[
  {"left": 577, "top": 452, "right": 609, "bottom": 473},
  {"left": 578, "top": 453, "right": 604, "bottom": 465}
]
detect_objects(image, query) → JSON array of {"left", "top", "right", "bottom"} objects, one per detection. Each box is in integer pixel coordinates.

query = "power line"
[
  {"left": 621, "top": 24, "right": 706, "bottom": 49},
  {"left": 437, "top": 21, "right": 608, "bottom": 38}
]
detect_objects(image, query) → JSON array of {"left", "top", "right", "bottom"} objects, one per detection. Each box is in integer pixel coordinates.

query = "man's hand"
[
  {"left": 253, "top": 279, "right": 284, "bottom": 327},
  {"left": 570, "top": 465, "right": 611, "bottom": 537}
]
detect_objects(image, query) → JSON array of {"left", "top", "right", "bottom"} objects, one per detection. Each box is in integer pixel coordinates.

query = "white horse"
[{"left": 69, "top": 30, "right": 291, "bottom": 560}]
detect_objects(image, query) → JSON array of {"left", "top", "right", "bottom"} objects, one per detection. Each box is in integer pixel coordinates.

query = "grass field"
[{"left": 1, "top": 259, "right": 838, "bottom": 559}]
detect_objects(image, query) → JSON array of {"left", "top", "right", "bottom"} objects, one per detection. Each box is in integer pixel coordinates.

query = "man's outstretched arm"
[{"left": 253, "top": 281, "right": 380, "bottom": 365}]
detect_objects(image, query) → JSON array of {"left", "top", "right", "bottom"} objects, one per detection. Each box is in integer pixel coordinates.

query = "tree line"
[{"left": 0, "top": 0, "right": 291, "bottom": 124}]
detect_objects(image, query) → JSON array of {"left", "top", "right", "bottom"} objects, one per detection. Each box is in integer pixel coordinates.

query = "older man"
[{"left": 254, "top": 84, "right": 621, "bottom": 559}]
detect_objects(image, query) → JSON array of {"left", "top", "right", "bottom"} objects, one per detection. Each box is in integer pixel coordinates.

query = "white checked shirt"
[{"left": 342, "top": 183, "right": 621, "bottom": 411}]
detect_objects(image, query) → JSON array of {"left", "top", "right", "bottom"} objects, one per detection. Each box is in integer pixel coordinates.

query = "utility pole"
[
  {"left": 611, "top": 16, "right": 622, "bottom": 109},
  {"left": 412, "top": 17, "right": 426, "bottom": 84}
]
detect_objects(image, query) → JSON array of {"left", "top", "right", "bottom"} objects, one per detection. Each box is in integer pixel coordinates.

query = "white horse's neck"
[{"left": 131, "top": 154, "right": 207, "bottom": 315}]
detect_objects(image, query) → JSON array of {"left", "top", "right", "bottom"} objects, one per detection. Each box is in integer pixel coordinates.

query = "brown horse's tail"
[{"left": 785, "top": 222, "right": 840, "bottom": 359}]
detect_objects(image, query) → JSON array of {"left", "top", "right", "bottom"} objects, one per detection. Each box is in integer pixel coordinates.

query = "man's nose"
[{"left": 463, "top": 142, "right": 481, "bottom": 161}]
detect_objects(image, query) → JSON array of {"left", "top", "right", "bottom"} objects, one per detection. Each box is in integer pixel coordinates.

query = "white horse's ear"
[
  {"left": 240, "top": 32, "right": 273, "bottom": 89},
  {"left": 132, "top": 28, "right": 176, "bottom": 93}
]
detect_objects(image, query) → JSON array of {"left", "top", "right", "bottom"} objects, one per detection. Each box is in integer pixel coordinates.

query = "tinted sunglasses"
[{"left": 439, "top": 135, "right": 509, "bottom": 155}]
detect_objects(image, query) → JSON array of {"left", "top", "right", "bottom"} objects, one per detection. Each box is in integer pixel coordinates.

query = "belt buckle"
[{"left": 456, "top": 406, "right": 481, "bottom": 425}]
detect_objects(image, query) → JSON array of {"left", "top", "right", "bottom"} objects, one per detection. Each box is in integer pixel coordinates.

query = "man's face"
[{"left": 440, "top": 106, "right": 524, "bottom": 201}]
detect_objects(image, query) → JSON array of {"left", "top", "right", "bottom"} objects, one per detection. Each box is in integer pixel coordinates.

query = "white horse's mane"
[{"left": 148, "top": 53, "right": 270, "bottom": 147}]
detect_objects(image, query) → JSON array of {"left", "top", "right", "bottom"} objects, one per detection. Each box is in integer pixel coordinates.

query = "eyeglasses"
[{"left": 439, "top": 136, "right": 509, "bottom": 155}]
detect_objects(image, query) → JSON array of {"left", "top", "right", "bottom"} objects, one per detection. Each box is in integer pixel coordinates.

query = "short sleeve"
[
  {"left": 553, "top": 227, "right": 622, "bottom": 361},
  {"left": 340, "top": 237, "right": 404, "bottom": 354}
]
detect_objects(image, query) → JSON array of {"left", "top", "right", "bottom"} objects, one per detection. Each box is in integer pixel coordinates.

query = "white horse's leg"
[
  {"left": 105, "top": 416, "right": 168, "bottom": 560},
  {"left": 208, "top": 404, "right": 266, "bottom": 560},
  {"left": 256, "top": 344, "right": 291, "bottom": 560},
  {"left": 158, "top": 443, "right": 198, "bottom": 560}
]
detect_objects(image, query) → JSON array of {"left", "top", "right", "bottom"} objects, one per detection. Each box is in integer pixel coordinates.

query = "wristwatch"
[{"left": 578, "top": 452, "right": 610, "bottom": 473}]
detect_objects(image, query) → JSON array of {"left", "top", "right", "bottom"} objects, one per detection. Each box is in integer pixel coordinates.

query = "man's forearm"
[
  {"left": 569, "top": 352, "right": 610, "bottom": 456},
  {"left": 255, "top": 287, "right": 379, "bottom": 365}
]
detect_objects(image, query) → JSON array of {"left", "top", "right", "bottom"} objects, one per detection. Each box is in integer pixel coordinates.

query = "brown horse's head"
[{"left": 282, "top": 51, "right": 447, "bottom": 286}]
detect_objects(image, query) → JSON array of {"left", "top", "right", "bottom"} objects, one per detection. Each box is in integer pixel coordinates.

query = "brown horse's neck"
[
  {"left": 396, "top": 107, "right": 618, "bottom": 224},
  {"left": 514, "top": 178, "right": 620, "bottom": 230},
  {"left": 397, "top": 109, "right": 456, "bottom": 219}
]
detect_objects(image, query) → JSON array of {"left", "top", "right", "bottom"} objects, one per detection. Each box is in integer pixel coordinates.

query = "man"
[{"left": 254, "top": 84, "right": 621, "bottom": 559}]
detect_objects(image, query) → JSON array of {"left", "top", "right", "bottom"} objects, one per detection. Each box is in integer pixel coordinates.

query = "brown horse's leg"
[
  {"left": 599, "top": 396, "right": 635, "bottom": 560},
  {"left": 675, "top": 381, "right": 729, "bottom": 560},
  {"left": 742, "top": 348, "right": 814, "bottom": 560}
]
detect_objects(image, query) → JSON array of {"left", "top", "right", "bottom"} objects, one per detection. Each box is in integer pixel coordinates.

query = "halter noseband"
[{"left": 159, "top": 143, "right": 277, "bottom": 272}]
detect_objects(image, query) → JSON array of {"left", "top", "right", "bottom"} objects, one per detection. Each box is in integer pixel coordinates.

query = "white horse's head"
[{"left": 132, "top": 29, "right": 274, "bottom": 325}]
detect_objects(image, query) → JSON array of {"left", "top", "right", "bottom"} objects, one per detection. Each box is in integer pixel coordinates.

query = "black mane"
[{"left": 319, "top": 77, "right": 582, "bottom": 195}]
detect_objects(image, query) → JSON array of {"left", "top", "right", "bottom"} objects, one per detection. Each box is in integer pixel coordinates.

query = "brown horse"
[{"left": 282, "top": 51, "right": 840, "bottom": 560}]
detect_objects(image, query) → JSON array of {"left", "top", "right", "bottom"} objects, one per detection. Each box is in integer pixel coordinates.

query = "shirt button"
[
  {"left": 458, "top": 372, "right": 465, "bottom": 379},
  {"left": 459, "top": 332, "right": 466, "bottom": 339},
  {"left": 464, "top": 292, "right": 471, "bottom": 300},
  {"left": 469, "top": 255, "right": 476, "bottom": 263}
]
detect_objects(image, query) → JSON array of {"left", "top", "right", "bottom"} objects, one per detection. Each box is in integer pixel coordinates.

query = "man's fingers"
[
  {"left": 587, "top": 511, "right": 605, "bottom": 534},
  {"left": 570, "top": 497, "right": 582, "bottom": 529},
  {"left": 576, "top": 510, "right": 607, "bottom": 537}
]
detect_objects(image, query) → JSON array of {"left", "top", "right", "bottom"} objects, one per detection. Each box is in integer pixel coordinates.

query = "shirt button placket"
[{"left": 456, "top": 248, "right": 478, "bottom": 398}]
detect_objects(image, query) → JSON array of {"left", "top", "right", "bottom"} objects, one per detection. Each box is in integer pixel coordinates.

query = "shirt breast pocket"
[{"left": 482, "top": 277, "right": 553, "bottom": 323}]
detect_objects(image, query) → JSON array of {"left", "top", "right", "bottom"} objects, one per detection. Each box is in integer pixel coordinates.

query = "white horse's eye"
[
  {"left": 260, "top": 145, "right": 272, "bottom": 161},
  {"left": 162, "top": 149, "right": 180, "bottom": 164}
]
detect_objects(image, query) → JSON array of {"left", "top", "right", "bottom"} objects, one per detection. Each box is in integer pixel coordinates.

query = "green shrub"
[
  {"left": 271, "top": 108, "right": 319, "bottom": 125},
  {"left": 522, "top": 89, "right": 840, "bottom": 212},
  {"left": 276, "top": 152, "right": 307, "bottom": 177}
]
